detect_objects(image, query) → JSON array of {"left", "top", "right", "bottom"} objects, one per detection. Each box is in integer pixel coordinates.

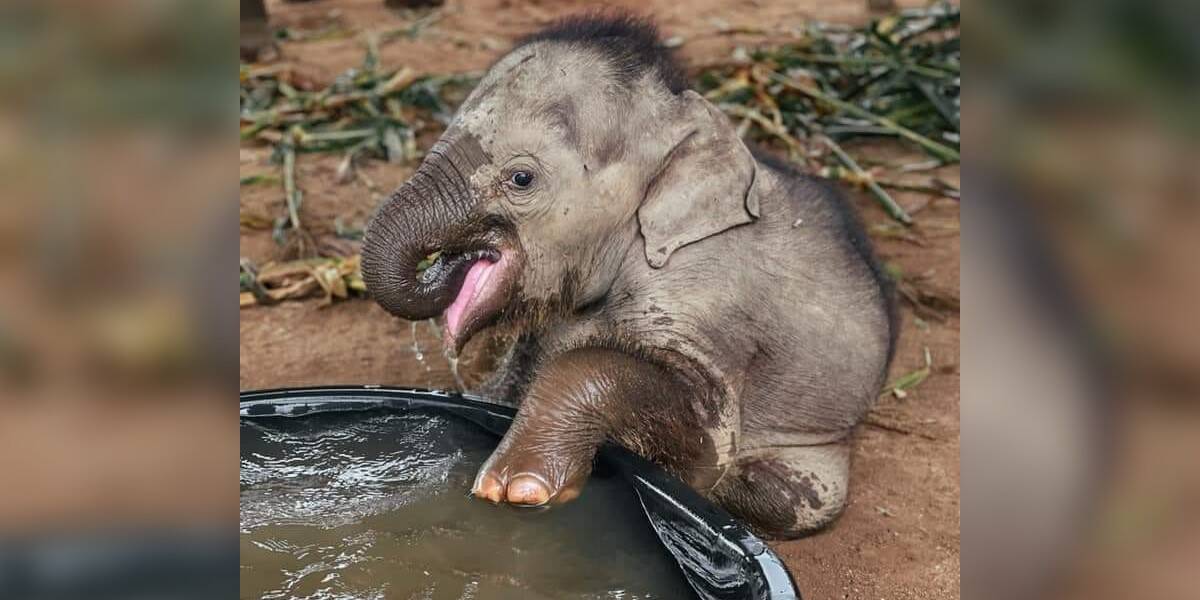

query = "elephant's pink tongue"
[{"left": 445, "top": 259, "right": 497, "bottom": 339}]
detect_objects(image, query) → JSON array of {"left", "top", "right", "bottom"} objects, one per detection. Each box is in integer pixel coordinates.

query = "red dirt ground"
[{"left": 240, "top": 2, "right": 959, "bottom": 598}]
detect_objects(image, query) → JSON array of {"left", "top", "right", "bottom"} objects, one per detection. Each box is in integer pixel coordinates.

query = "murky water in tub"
[{"left": 240, "top": 410, "right": 696, "bottom": 600}]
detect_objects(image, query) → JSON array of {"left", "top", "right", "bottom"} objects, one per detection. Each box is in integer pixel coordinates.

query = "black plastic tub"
[{"left": 241, "top": 385, "right": 800, "bottom": 600}]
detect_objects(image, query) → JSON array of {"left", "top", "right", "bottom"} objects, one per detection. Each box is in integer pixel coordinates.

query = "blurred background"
[
  {"left": 0, "top": 0, "right": 237, "bottom": 597},
  {"left": 0, "top": 0, "right": 1194, "bottom": 598},
  {"left": 964, "top": 0, "right": 1198, "bottom": 599}
]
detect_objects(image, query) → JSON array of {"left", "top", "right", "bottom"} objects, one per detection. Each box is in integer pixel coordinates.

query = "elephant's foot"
[
  {"left": 711, "top": 440, "right": 851, "bottom": 539},
  {"left": 468, "top": 347, "right": 698, "bottom": 508},
  {"left": 471, "top": 443, "right": 589, "bottom": 506}
]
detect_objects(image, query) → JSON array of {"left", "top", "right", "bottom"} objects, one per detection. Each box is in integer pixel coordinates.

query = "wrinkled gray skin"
[{"left": 362, "top": 40, "right": 894, "bottom": 538}]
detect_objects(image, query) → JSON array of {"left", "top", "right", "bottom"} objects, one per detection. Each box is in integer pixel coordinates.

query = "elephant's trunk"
[{"left": 361, "top": 148, "right": 487, "bottom": 321}]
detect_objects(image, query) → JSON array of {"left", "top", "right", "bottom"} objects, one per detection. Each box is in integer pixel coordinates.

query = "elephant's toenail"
[
  {"left": 507, "top": 474, "right": 551, "bottom": 505},
  {"left": 472, "top": 473, "right": 505, "bottom": 503}
]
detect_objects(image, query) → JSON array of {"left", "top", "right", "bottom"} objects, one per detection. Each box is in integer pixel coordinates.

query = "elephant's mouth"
[{"left": 420, "top": 247, "right": 514, "bottom": 354}]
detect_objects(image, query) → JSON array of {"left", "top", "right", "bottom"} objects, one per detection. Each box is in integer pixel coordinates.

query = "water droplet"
[
  {"left": 429, "top": 320, "right": 466, "bottom": 392},
  {"left": 410, "top": 321, "right": 433, "bottom": 385}
]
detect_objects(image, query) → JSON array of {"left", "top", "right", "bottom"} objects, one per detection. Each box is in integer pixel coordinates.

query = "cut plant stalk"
[
  {"left": 822, "top": 135, "right": 913, "bottom": 225},
  {"left": 281, "top": 137, "right": 302, "bottom": 234},
  {"left": 882, "top": 346, "right": 932, "bottom": 399}
]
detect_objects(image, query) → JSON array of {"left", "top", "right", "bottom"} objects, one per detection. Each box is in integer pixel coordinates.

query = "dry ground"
[{"left": 240, "top": 1, "right": 960, "bottom": 598}]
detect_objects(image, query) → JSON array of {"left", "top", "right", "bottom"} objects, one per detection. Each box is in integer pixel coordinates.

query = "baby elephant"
[{"left": 362, "top": 14, "right": 896, "bottom": 538}]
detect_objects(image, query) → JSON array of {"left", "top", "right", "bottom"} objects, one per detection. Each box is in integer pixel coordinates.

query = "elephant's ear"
[{"left": 638, "top": 90, "right": 759, "bottom": 269}]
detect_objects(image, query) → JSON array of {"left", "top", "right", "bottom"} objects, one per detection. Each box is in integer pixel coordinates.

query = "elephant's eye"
[{"left": 509, "top": 170, "right": 534, "bottom": 188}]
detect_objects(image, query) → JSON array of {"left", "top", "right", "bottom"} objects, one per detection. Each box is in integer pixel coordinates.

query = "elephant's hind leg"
[{"left": 710, "top": 440, "right": 851, "bottom": 540}]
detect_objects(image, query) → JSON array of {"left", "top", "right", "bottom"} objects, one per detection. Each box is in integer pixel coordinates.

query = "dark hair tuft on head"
[{"left": 516, "top": 11, "right": 688, "bottom": 94}]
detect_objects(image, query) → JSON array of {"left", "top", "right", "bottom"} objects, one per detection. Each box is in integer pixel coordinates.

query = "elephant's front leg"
[{"left": 472, "top": 347, "right": 707, "bottom": 506}]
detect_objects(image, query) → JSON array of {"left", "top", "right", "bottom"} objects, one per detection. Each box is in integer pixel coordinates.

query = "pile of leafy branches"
[
  {"left": 697, "top": 2, "right": 960, "bottom": 223},
  {"left": 239, "top": 38, "right": 477, "bottom": 249}
]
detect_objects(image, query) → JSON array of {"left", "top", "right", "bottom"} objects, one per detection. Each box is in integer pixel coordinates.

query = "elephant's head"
[{"left": 362, "top": 15, "right": 758, "bottom": 353}]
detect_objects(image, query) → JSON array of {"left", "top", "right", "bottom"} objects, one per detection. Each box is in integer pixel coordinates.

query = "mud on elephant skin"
[{"left": 361, "top": 13, "right": 897, "bottom": 539}]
